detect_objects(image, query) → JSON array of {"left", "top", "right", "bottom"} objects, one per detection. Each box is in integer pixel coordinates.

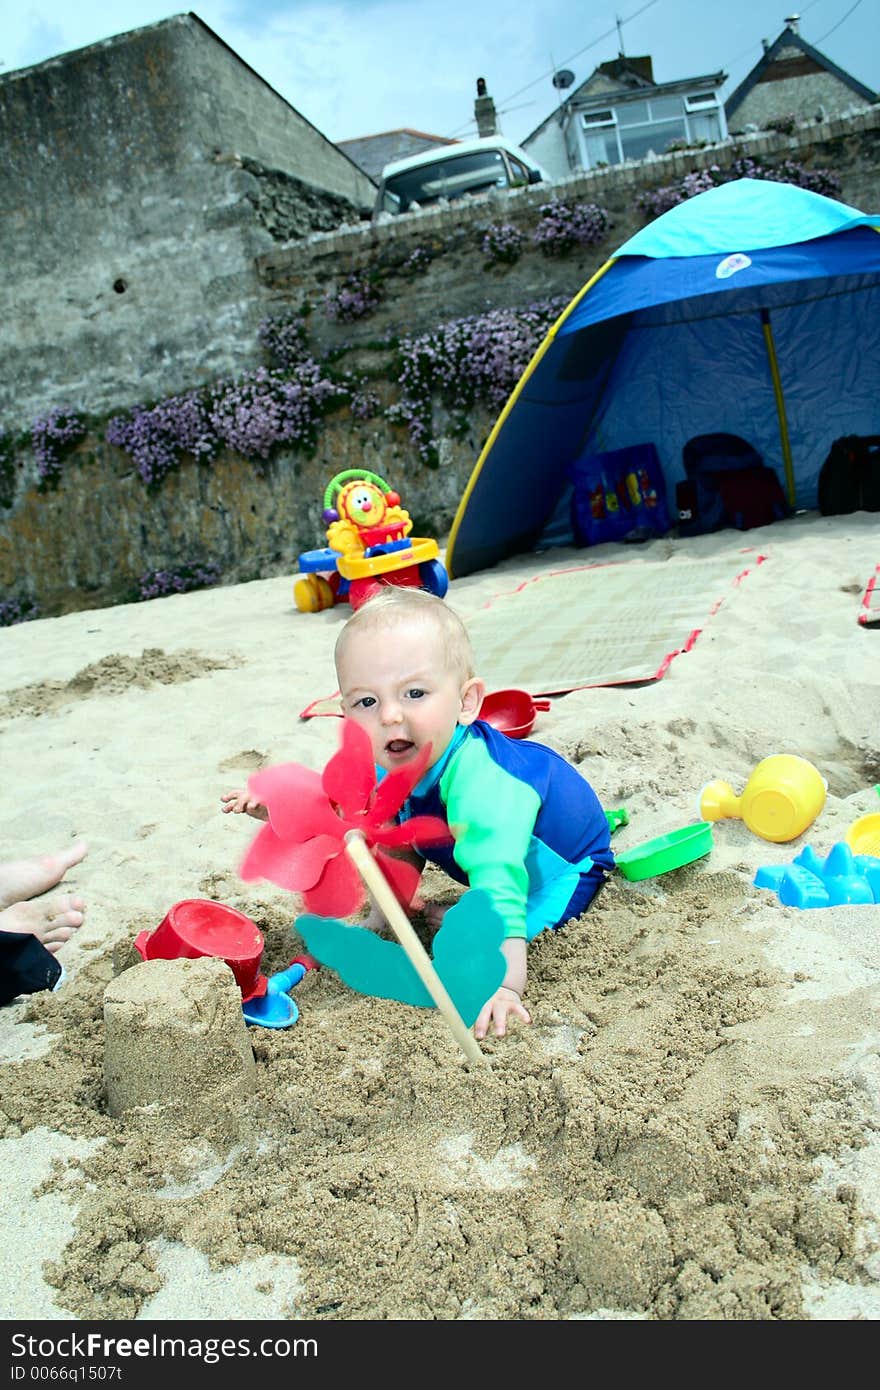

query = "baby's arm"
[
  {"left": 220, "top": 789, "right": 269, "bottom": 821},
  {"left": 439, "top": 744, "right": 537, "bottom": 1039},
  {"left": 474, "top": 937, "right": 531, "bottom": 1040}
]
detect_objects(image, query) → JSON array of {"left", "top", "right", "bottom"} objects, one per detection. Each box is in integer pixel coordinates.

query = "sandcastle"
[{"left": 103, "top": 956, "right": 256, "bottom": 1150}]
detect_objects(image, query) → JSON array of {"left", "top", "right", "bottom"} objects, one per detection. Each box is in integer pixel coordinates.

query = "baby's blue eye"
[
  {"left": 354, "top": 695, "right": 377, "bottom": 709},
  {"left": 407, "top": 688, "right": 426, "bottom": 700}
]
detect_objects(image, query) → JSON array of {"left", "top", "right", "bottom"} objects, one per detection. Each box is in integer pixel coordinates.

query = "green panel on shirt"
[{"left": 439, "top": 736, "right": 541, "bottom": 938}]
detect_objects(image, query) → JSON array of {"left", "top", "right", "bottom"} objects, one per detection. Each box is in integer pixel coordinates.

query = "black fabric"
[
  {"left": 818, "top": 436, "right": 880, "bottom": 516},
  {"left": 0, "top": 931, "right": 62, "bottom": 1006},
  {"left": 713, "top": 465, "right": 790, "bottom": 531}
]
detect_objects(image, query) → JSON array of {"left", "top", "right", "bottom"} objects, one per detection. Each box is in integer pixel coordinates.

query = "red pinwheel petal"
[
  {"left": 241, "top": 824, "right": 341, "bottom": 892},
  {"left": 249, "top": 763, "right": 344, "bottom": 841},
  {"left": 368, "top": 743, "right": 433, "bottom": 823},
  {"left": 373, "top": 815, "right": 452, "bottom": 849},
  {"left": 302, "top": 852, "right": 365, "bottom": 917},
  {"left": 239, "top": 822, "right": 296, "bottom": 889},
  {"left": 281, "top": 834, "right": 344, "bottom": 891},
  {"left": 321, "top": 719, "right": 377, "bottom": 821},
  {"left": 374, "top": 848, "right": 422, "bottom": 908}
]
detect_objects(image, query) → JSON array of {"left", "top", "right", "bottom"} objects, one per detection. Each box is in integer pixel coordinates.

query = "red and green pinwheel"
[
  {"left": 238, "top": 717, "right": 450, "bottom": 917},
  {"left": 238, "top": 717, "right": 502, "bottom": 1065}
]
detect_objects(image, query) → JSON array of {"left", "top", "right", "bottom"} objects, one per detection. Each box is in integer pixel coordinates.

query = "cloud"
[{"left": 216, "top": 0, "right": 557, "bottom": 141}]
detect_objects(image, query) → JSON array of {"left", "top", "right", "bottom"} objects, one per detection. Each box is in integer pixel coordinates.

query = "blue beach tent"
[{"left": 446, "top": 178, "right": 880, "bottom": 577}]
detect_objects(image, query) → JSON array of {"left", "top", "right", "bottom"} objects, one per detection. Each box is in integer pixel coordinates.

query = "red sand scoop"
[
  {"left": 479, "top": 689, "right": 551, "bottom": 739},
  {"left": 134, "top": 899, "right": 268, "bottom": 1001}
]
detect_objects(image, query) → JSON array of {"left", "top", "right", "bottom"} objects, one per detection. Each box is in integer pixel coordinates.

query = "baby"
[{"left": 223, "top": 587, "right": 613, "bottom": 1039}]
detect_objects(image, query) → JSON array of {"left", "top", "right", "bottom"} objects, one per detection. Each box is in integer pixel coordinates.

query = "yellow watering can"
[{"left": 699, "top": 755, "right": 827, "bottom": 843}]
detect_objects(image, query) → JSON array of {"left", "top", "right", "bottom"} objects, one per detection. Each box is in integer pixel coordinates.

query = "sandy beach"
[{"left": 1, "top": 509, "right": 879, "bottom": 1321}]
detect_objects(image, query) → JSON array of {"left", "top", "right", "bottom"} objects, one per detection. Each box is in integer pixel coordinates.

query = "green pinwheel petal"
[{"left": 296, "top": 888, "right": 506, "bottom": 1027}]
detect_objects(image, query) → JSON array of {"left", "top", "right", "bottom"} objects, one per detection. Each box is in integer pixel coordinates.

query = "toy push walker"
[{"left": 294, "top": 469, "right": 448, "bottom": 613}]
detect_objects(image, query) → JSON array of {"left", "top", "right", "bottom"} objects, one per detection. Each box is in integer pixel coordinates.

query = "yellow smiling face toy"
[{"left": 322, "top": 469, "right": 412, "bottom": 556}]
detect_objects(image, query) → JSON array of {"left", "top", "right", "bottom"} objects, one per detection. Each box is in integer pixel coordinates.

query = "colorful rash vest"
[{"left": 395, "top": 720, "right": 614, "bottom": 941}]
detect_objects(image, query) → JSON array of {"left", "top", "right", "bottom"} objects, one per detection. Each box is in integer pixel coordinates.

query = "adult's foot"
[
  {"left": 0, "top": 841, "right": 88, "bottom": 911},
  {"left": 0, "top": 892, "right": 85, "bottom": 954}
]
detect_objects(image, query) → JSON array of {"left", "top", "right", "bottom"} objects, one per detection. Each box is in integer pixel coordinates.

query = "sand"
[{"left": 1, "top": 510, "right": 879, "bottom": 1321}]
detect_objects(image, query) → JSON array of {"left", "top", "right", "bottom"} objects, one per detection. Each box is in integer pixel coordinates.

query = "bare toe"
[
  {"left": 0, "top": 841, "right": 88, "bottom": 909},
  {"left": 48, "top": 892, "right": 85, "bottom": 923},
  {"left": 0, "top": 893, "right": 85, "bottom": 945},
  {"left": 43, "top": 927, "right": 76, "bottom": 956}
]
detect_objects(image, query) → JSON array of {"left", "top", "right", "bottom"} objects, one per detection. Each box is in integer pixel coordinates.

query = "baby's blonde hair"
[{"left": 334, "top": 587, "right": 475, "bottom": 683}]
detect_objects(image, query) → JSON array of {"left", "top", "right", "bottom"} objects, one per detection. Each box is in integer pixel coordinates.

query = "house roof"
[
  {"left": 337, "top": 128, "right": 457, "bottom": 180},
  {"left": 594, "top": 55, "right": 655, "bottom": 87},
  {"left": 521, "top": 55, "right": 725, "bottom": 145},
  {"left": 725, "top": 24, "right": 877, "bottom": 120}
]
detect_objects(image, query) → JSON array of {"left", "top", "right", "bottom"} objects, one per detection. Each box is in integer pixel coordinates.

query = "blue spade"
[{"left": 242, "top": 961, "right": 308, "bottom": 1028}]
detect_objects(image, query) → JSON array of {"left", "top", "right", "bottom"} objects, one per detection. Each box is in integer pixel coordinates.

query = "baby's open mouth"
[{"left": 385, "top": 738, "right": 415, "bottom": 756}]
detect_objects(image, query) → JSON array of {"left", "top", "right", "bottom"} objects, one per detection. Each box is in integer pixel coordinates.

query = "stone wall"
[
  {"left": 258, "top": 106, "right": 880, "bottom": 358},
  {"left": 3, "top": 104, "right": 880, "bottom": 618},
  {"left": 0, "top": 13, "right": 375, "bottom": 431},
  {"left": 0, "top": 406, "right": 487, "bottom": 617},
  {"left": 731, "top": 70, "right": 873, "bottom": 130}
]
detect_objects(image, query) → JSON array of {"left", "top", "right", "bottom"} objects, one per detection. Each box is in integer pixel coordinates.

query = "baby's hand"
[
  {"left": 220, "top": 789, "right": 269, "bottom": 820},
  {"left": 474, "top": 985, "right": 531, "bottom": 1041}
]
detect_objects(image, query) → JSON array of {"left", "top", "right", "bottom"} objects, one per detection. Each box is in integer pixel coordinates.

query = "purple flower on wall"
[
  {"left": 137, "top": 563, "right": 222, "bottom": 601},
  {"left": 207, "top": 362, "right": 341, "bottom": 462},
  {"left": 480, "top": 223, "right": 525, "bottom": 266},
  {"left": 532, "top": 201, "right": 609, "bottom": 256},
  {"left": 107, "top": 359, "right": 341, "bottom": 483},
  {"left": 106, "top": 390, "right": 216, "bottom": 489},
  {"left": 403, "top": 247, "right": 432, "bottom": 275},
  {"left": 638, "top": 158, "right": 841, "bottom": 221},
  {"left": 258, "top": 314, "right": 311, "bottom": 370},
  {"left": 731, "top": 156, "right": 841, "bottom": 198},
  {"left": 392, "top": 296, "right": 567, "bottom": 466},
  {"left": 350, "top": 388, "right": 381, "bottom": 421},
  {"left": 31, "top": 407, "right": 85, "bottom": 489},
  {"left": 0, "top": 595, "right": 39, "bottom": 627},
  {"left": 324, "top": 271, "right": 382, "bottom": 323}
]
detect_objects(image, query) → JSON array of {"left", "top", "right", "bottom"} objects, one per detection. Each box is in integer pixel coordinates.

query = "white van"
[{"left": 374, "top": 136, "right": 548, "bottom": 218}]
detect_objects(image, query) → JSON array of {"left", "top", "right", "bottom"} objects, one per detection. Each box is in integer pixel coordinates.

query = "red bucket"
[
  {"left": 134, "top": 899, "right": 268, "bottom": 1001},
  {"left": 479, "top": 689, "right": 551, "bottom": 739}
]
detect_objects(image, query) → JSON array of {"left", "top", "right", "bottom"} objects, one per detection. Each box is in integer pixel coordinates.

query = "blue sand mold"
[{"left": 754, "top": 842, "right": 880, "bottom": 910}]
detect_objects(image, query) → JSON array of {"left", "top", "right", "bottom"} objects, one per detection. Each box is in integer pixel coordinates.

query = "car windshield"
[{"left": 380, "top": 149, "right": 509, "bottom": 213}]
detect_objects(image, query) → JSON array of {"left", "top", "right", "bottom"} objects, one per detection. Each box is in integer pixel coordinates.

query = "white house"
[{"left": 522, "top": 54, "right": 727, "bottom": 178}]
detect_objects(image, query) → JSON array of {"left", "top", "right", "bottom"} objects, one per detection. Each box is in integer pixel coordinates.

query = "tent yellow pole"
[
  {"left": 761, "top": 309, "right": 796, "bottom": 507},
  {"left": 445, "top": 258, "right": 617, "bottom": 579}
]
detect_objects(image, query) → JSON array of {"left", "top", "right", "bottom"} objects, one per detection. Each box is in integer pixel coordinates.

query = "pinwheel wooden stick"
[{"left": 344, "top": 831, "right": 486, "bottom": 1067}]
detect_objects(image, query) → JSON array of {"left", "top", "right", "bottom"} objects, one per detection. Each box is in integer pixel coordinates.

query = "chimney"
[
  {"left": 474, "top": 77, "right": 499, "bottom": 137},
  {"left": 784, "top": 13, "right": 800, "bottom": 34},
  {"left": 761, "top": 37, "right": 770, "bottom": 52}
]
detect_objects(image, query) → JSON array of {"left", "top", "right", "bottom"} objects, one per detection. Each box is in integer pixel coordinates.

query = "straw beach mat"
[{"left": 464, "top": 552, "right": 766, "bottom": 696}]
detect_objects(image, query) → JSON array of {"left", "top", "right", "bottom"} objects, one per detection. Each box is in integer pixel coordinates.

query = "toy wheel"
[
  {"left": 294, "top": 574, "right": 335, "bottom": 613},
  {"left": 419, "top": 559, "right": 448, "bottom": 598}
]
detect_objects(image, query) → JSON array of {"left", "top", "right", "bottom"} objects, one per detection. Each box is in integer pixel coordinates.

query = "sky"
[{"left": 1, "top": 0, "right": 877, "bottom": 147}]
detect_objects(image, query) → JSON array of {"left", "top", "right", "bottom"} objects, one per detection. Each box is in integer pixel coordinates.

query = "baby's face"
[{"left": 337, "top": 619, "right": 478, "bottom": 773}]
